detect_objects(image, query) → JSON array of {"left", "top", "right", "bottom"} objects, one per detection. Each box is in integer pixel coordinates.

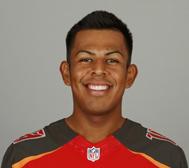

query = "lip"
[
  {"left": 83, "top": 81, "right": 113, "bottom": 96},
  {"left": 87, "top": 84, "right": 109, "bottom": 91},
  {"left": 83, "top": 79, "right": 113, "bottom": 87}
]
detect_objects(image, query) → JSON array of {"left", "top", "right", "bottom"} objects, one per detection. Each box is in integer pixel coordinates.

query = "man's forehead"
[
  {"left": 72, "top": 30, "right": 128, "bottom": 53},
  {"left": 75, "top": 49, "right": 125, "bottom": 57},
  {"left": 74, "top": 29, "right": 125, "bottom": 41}
]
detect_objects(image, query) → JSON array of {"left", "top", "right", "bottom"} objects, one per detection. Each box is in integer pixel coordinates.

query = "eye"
[
  {"left": 79, "top": 58, "right": 93, "bottom": 63},
  {"left": 106, "top": 59, "right": 119, "bottom": 64}
]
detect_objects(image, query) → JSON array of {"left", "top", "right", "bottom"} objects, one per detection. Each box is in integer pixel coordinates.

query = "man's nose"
[{"left": 91, "top": 60, "right": 107, "bottom": 76}]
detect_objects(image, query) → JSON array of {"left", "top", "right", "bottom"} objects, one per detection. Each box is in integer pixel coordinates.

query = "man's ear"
[
  {"left": 60, "top": 61, "right": 71, "bottom": 86},
  {"left": 125, "top": 64, "right": 138, "bottom": 89}
]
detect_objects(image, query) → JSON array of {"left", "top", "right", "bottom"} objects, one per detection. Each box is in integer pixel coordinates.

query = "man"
[{"left": 1, "top": 10, "right": 188, "bottom": 168}]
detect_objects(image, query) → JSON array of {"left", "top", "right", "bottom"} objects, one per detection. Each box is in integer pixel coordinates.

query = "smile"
[{"left": 87, "top": 84, "right": 109, "bottom": 91}]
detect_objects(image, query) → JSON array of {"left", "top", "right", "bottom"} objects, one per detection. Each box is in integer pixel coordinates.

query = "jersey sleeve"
[
  {"left": 178, "top": 147, "right": 188, "bottom": 168},
  {"left": 1, "top": 144, "right": 16, "bottom": 168}
]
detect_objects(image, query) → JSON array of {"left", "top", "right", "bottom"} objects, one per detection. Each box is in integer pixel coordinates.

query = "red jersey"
[{"left": 1, "top": 119, "right": 188, "bottom": 168}]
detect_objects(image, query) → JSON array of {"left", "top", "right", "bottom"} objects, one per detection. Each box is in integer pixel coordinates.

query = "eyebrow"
[
  {"left": 76, "top": 50, "right": 124, "bottom": 57},
  {"left": 75, "top": 50, "right": 95, "bottom": 56},
  {"left": 105, "top": 50, "right": 124, "bottom": 57}
]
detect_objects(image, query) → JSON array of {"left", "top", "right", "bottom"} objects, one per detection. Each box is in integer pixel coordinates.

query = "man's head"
[
  {"left": 66, "top": 10, "right": 133, "bottom": 66},
  {"left": 60, "top": 11, "right": 137, "bottom": 116}
]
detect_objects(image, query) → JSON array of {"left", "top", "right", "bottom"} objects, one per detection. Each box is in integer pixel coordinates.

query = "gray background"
[{"left": 0, "top": 0, "right": 188, "bottom": 164}]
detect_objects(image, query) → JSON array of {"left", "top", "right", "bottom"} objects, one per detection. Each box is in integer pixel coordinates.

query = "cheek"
[
  {"left": 70, "top": 67, "right": 89, "bottom": 86},
  {"left": 111, "top": 68, "right": 127, "bottom": 82}
]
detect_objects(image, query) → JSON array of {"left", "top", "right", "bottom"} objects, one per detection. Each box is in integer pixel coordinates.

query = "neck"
[{"left": 65, "top": 110, "right": 125, "bottom": 143}]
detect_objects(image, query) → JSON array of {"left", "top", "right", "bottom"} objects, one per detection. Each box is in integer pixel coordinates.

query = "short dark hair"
[{"left": 66, "top": 10, "right": 133, "bottom": 65}]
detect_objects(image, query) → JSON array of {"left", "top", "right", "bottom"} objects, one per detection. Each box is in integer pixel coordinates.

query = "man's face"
[{"left": 61, "top": 29, "right": 137, "bottom": 115}]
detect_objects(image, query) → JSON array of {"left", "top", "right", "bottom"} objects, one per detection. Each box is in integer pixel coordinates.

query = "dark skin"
[{"left": 60, "top": 29, "right": 138, "bottom": 143}]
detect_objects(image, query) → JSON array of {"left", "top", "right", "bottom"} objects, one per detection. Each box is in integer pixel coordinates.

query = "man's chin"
[{"left": 82, "top": 106, "right": 115, "bottom": 116}]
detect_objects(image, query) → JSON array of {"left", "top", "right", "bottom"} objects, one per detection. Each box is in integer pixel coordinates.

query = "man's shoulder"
[
  {"left": 124, "top": 119, "right": 184, "bottom": 153},
  {"left": 1, "top": 119, "right": 71, "bottom": 168},
  {"left": 127, "top": 119, "right": 177, "bottom": 147},
  {"left": 114, "top": 119, "right": 188, "bottom": 167},
  {"left": 13, "top": 129, "right": 46, "bottom": 145},
  {"left": 11, "top": 118, "right": 70, "bottom": 146},
  {"left": 11, "top": 119, "right": 64, "bottom": 147}
]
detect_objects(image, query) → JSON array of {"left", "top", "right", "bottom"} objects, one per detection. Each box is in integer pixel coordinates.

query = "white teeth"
[{"left": 88, "top": 84, "right": 109, "bottom": 91}]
